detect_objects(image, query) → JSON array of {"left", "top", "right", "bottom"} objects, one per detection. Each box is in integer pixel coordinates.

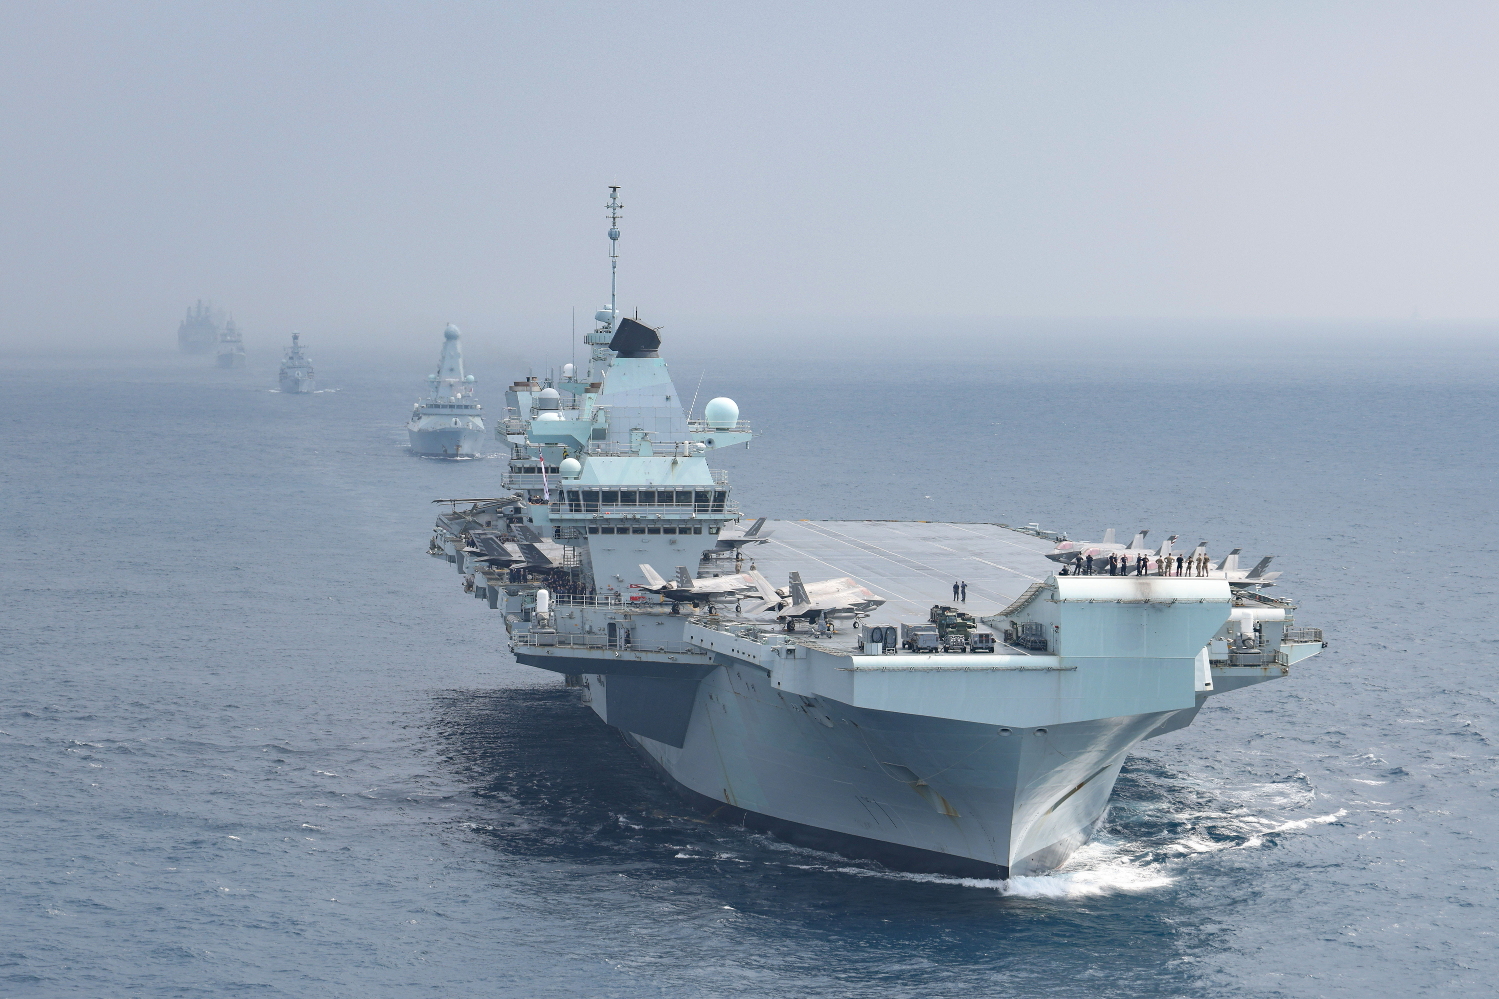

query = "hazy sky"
[{"left": 3, "top": 1, "right": 1498, "bottom": 351}]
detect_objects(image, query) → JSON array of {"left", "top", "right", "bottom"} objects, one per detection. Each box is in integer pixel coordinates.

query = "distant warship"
[
  {"left": 216, "top": 318, "right": 246, "bottom": 369},
  {"left": 408, "top": 324, "right": 485, "bottom": 458},
  {"left": 278, "top": 333, "right": 315, "bottom": 393},
  {"left": 177, "top": 301, "right": 221, "bottom": 354},
  {"left": 425, "top": 189, "right": 1326, "bottom": 879}
]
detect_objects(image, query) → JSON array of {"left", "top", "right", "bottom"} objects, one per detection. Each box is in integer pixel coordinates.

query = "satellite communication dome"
[
  {"left": 559, "top": 456, "right": 582, "bottom": 477},
  {"left": 534, "top": 411, "right": 563, "bottom": 421},
  {"left": 704, "top": 397, "right": 739, "bottom": 429},
  {"left": 536, "top": 387, "right": 561, "bottom": 410},
  {"left": 444, "top": 324, "right": 460, "bottom": 340},
  {"left": 595, "top": 306, "right": 616, "bottom": 323},
  {"left": 464, "top": 374, "right": 475, "bottom": 383},
  {"left": 562, "top": 363, "right": 575, "bottom": 378}
]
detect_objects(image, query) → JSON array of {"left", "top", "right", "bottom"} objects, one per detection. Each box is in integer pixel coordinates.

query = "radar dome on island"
[
  {"left": 559, "top": 456, "right": 583, "bottom": 477},
  {"left": 704, "top": 397, "right": 739, "bottom": 429},
  {"left": 444, "top": 324, "right": 460, "bottom": 340}
]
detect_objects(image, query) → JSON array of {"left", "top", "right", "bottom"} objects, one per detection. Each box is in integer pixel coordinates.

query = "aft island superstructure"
[
  {"left": 424, "top": 190, "right": 1326, "bottom": 878},
  {"left": 408, "top": 324, "right": 485, "bottom": 458},
  {"left": 278, "top": 333, "right": 315, "bottom": 394}
]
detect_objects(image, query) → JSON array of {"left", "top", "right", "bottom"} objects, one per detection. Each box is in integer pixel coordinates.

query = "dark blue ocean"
[{"left": 3, "top": 330, "right": 1496, "bottom": 997}]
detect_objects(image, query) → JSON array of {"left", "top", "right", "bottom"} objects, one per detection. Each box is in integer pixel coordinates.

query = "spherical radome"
[
  {"left": 559, "top": 456, "right": 583, "bottom": 477},
  {"left": 704, "top": 397, "right": 739, "bottom": 429}
]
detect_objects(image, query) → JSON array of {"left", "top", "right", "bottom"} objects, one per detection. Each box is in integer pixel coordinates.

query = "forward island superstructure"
[
  {"left": 423, "top": 190, "right": 1326, "bottom": 878},
  {"left": 278, "top": 333, "right": 315, "bottom": 393},
  {"left": 408, "top": 324, "right": 485, "bottom": 458}
]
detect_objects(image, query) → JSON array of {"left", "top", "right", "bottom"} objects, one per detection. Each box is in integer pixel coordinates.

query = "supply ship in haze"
[
  {"left": 177, "top": 300, "right": 221, "bottom": 354},
  {"left": 407, "top": 324, "right": 485, "bottom": 458},
  {"left": 423, "top": 189, "right": 1326, "bottom": 878},
  {"left": 216, "top": 318, "right": 246, "bottom": 369},
  {"left": 278, "top": 333, "right": 315, "bottom": 393}
]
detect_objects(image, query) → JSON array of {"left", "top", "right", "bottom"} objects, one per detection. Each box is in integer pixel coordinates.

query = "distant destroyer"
[
  {"left": 424, "top": 189, "right": 1326, "bottom": 878},
  {"left": 408, "top": 324, "right": 485, "bottom": 458},
  {"left": 278, "top": 333, "right": 315, "bottom": 393},
  {"left": 216, "top": 318, "right": 246, "bottom": 369}
]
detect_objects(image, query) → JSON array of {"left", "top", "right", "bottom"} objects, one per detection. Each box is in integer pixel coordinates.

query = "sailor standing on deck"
[
  {"left": 953, "top": 581, "right": 961, "bottom": 600},
  {"left": 961, "top": 581, "right": 968, "bottom": 602}
]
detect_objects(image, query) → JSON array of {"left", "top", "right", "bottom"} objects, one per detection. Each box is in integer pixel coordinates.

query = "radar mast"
[{"left": 585, "top": 185, "right": 624, "bottom": 375}]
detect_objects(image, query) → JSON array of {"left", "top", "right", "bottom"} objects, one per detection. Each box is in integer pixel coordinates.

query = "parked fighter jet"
[
  {"left": 1045, "top": 528, "right": 1152, "bottom": 565},
  {"left": 464, "top": 532, "right": 521, "bottom": 568},
  {"left": 713, "top": 516, "right": 773, "bottom": 553},
  {"left": 635, "top": 564, "right": 778, "bottom": 604},
  {"left": 770, "top": 571, "right": 887, "bottom": 621},
  {"left": 1217, "top": 549, "right": 1281, "bottom": 585}
]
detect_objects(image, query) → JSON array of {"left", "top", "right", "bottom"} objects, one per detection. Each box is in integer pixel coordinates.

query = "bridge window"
[{"left": 601, "top": 490, "right": 619, "bottom": 504}]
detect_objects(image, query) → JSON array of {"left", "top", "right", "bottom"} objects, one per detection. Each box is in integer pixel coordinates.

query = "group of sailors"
[{"left": 1062, "top": 552, "right": 1213, "bottom": 577}]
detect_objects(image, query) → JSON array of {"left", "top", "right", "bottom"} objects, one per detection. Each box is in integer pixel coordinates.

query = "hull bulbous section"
[{"left": 409, "top": 426, "right": 486, "bottom": 458}]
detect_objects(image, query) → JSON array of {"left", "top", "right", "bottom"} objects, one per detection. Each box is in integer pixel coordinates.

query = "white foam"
[
  {"left": 1240, "top": 808, "right": 1347, "bottom": 848},
  {"left": 1000, "top": 840, "right": 1175, "bottom": 898}
]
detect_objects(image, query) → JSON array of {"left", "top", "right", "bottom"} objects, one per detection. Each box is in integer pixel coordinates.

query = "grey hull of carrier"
[{"left": 424, "top": 193, "right": 1323, "bottom": 878}]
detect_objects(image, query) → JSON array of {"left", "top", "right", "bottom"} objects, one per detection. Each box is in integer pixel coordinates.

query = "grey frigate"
[
  {"left": 424, "top": 189, "right": 1326, "bottom": 878},
  {"left": 216, "top": 318, "right": 246, "bottom": 369},
  {"left": 407, "top": 324, "right": 486, "bottom": 458},
  {"left": 278, "top": 333, "right": 315, "bottom": 394}
]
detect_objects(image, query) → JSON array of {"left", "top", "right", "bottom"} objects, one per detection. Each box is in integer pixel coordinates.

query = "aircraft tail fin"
[
  {"left": 1190, "top": 541, "right": 1208, "bottom": 557},
  {"left": 748, "top": 571, "right": 781, "bottom": 605},
  {"left": 1219, "top": 548, "right": 1242, "bottom": 573},
  {"left": 1102, "top": 528, "right": 1116, "bottom": 545},
  {"left": 1246, "top": 556, "right": 1275, "bottom": 579},
  {"left": 639, "top": 564, "right": 668, "bottom": 588},
  {"left": 745, "top": 517, "right": 767, "bottom": 537},
  {"left": 675, "top": 566, "right": 694, "bottom": 588},
  {"left": 1126, "top": 530, "right": 1149, "bottom": 550},
  {"left": 1156, "top": 534, "right": 1179, "bottom": 557},
  {"left": 788, "top": 571, "right": 811, "bottom": 607}
]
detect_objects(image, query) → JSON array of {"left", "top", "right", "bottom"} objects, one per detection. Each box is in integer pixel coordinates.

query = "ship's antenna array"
[{"left": 606, "top": 184, "right": 622, "bottom": 330}]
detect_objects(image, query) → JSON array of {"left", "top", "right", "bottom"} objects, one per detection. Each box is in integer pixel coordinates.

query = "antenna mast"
[
  {"left": 607, "top": 185, "right": 622, "bottom": 329},
  {"left": 584, "top": 185, "right": 624, "bottom": 379}
]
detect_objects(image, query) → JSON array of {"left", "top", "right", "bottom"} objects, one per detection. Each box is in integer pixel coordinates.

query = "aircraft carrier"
[
  {"left": 408, "top": 324, "right": 485, "bottom": 458},
  {"left": 278, "top": 333, "right": 315, "bottom": 394},
  {"left": 424, "top": 190, "right": 1326, "bottom": 878}
]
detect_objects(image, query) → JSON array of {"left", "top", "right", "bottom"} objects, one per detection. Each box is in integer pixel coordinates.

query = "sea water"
[{"left": 2, "top": 333, "right": 1496, "bottom": 997}]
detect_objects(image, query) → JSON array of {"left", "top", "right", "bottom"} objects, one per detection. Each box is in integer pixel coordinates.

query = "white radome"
[
  {"left": 704, "top": 397, "right": 739, "bottom": 429},
  {"left": 559, "top": 456, "right": 583, "bottom": 477}
]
